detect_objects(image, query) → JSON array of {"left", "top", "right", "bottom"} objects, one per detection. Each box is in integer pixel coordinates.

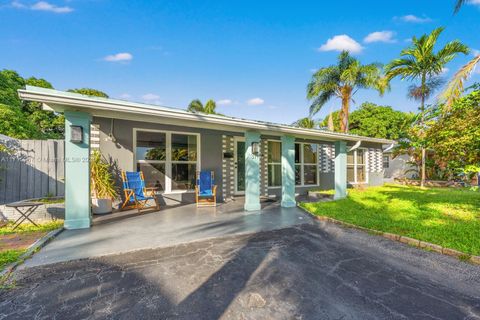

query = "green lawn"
[
  {"left": 300, "top": 184, "right": 480, "bottom": 256},
  {"left": 0, "top": 249, "right": 27, "bottom": 270},
  {"left": 0, "top": 221, "right": 63, "bottom": 271}
]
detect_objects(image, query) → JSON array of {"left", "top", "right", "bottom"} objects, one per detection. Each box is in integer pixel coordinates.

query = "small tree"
[{"left": 385, "top": 27, "right": 469, "bottom": 187}]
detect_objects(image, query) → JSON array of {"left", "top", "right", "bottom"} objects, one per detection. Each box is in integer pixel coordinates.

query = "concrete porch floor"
[{"left": 22, "top": 199, "right": 312, "bottom": 268}]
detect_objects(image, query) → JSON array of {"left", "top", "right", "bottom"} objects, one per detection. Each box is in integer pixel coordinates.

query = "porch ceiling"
[{"left": 18, "top": 85, "right": 394, "bottom": 144}]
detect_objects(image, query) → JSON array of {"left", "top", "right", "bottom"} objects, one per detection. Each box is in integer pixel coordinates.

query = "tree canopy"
[
  {"left": 0, "top": 69, "right": 109, "bottom": 139},
  {"left": 427, "top": 89, "right": 480, "bottom": 174},
  {"left": 319, "top": 102, "right": 413, "bottom": 140}
]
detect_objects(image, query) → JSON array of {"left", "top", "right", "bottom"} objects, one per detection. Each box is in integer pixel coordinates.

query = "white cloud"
[
  {"left": 364, "top": 31, "right": 396, "bottom": 44},
  {"left": 141, "top": 93, "right": 162, "bottom": 105},
  {"left": 247, "top": 98, "right": 264, "bottom": 106},
  {"left": 11, "top": 1, "right": 74, "bottom": 13},
  {"left": 118, "top": 93, "right": 132, "bottom": 99},
  {"left": 441, "top": 67, "right": 449, "bottom": 75},
  {"left": 216, "top": 99, "right": 232, "bottom": 106},
  {"left": 472, "top": 49, "right": 480, "bottom": 56},
  {"left": 103, "top": 52, "right": 133, "bottom": 62},
  {"left": 309, "top": 68, "right": 318, "bottom": 73},
  {"left": 31, "top": 1, "right": 73, "bottom": 13},
  {"left": 397, "top": 14, "right": 432, "bottom": 23},
  {"left": 318, "top": 35, "right": 363, "bottom": 54},
  {"left": 467, "top": 0, "right": 480, "bottom": 5}
]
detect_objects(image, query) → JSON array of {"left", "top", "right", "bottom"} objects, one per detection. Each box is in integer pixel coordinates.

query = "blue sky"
[{"left": 1, "top": 0, "right": 480, "bottom": 124}]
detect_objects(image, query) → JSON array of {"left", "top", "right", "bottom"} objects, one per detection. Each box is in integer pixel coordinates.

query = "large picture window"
[
  {"left": 135, "top": 130, "right": 199, "bottom": 193},
  {"left": 267, "top": 141, "right": 282, "bottom": 187},
  {"left": 347, "top": 149, "right": 367, "bottom": 184}
]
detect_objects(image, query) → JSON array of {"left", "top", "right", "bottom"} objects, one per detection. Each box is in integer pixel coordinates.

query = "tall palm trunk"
[
  {"left": 420, "top": 74, "right": 426, "bottom": 188},
  {"left": 340, "top": 86, "right": 352, "bottom": 133}
]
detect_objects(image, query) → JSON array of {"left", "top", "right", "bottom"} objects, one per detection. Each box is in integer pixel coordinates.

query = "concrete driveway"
[
  {"left": 2, "top": 222, "right": 479, "bottom": 319},
  {"left": 22, "top": 200, "right": 311, "bottom": 268}
]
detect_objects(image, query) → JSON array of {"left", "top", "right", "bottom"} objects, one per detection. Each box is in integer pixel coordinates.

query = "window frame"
[
  {"left": 383, "top": 155, "right": 390, "bottom": 169},
  {"left": 347, "top": 148, "right": 368, "bottom": 184},
  {"left": 267, "top": 140, "right": 282, "bottom": 187},
  {"left": 266, "top": 140, "right": 320, "bottom": 188},
  {"left": 295, "top": 142, "right": 320, "bottom": 187},
  {"left": 133, "top": 128, "right": 201, "bottom": 194}
]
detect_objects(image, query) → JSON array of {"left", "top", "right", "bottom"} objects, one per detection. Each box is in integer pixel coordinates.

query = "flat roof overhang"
[{"left": 18, "top": 86, "right": 395, "bottom": 145}]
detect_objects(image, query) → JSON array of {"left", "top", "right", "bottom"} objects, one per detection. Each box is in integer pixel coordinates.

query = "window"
[
  {"left": 135, "top": 130, "right": 199, "bottom": 193},
  {"left": 267, "top": 141, "right": 319, "bottom": 187},
  {"left": 347, "top": 149, "right": 367, "bottom": 184},
  {"left": 268, "top": 141, "right": 282, "bottom": 187},
  {"left": 383, "top": 155, "right": 390, "bottom": 169},
  {"left": 136, "top": 131, "right": 166, "bottom": 191},
  {"left": 295, "top": 143, "right": 318, "bottom": 186}
]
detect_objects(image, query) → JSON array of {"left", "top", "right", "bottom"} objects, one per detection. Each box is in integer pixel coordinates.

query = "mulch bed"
[{"left": 0, "top": 232, "right": 46, "bottom": 251}]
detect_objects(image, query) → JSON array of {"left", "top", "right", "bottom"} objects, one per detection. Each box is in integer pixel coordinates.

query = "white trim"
[
  {"left": 133, "top": 128, "right": 201, "bottom": 193},
  {"left": 347, "top": 147, "right": 368, "bottom": 184},
  {"left": 265, "top": 139, "right": 320, "bottom": 188}
]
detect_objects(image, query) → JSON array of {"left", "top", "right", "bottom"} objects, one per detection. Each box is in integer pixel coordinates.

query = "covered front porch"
[
  {"left": 22, "top": 198, "right": 312, "bottom": 268},
  {"left": 17, "top": 86, "right": 391, "bottom": 231}
]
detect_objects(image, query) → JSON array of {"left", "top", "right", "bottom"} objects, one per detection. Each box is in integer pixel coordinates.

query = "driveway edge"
[
  {"left": 0, "top": 227, "right": 64, "bottom": 279},
  {"left": 297, "top": 205, "right": 480, "bottom": 265}
]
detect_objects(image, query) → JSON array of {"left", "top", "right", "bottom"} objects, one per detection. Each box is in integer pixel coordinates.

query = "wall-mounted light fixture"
[
  {"left": 251, "top": 141, "right": 260, "bottom": 156},
  {"left": 70, "top": 125, "right": 83, "bottom": 144}
]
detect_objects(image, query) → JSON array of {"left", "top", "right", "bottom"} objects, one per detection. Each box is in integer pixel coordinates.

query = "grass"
[
  {"left": 0, "top": 221, "right": 63, "bottom": 236},
  {"left": 0, "top": 249, "right": 27, "bottom": 270},
  {"left": 0, "top": 221, "right": 63, "bottom": 272},
  {"left": 300, "top": 184, "right": 480, "bottom": 256}
]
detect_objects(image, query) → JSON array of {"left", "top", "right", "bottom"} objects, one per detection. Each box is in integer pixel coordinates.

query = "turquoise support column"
[
  {"left": 64, "top": 111, "right": 92, "bottom": 229},
  {"left": 334, "top": 141, "right": 347, "bottom": 200},
  {"left": 244, "top": 131, "right": 261, "bottom": 211},
  {"left": 281, "top": 135, "right": 296, "bottom": 207}
]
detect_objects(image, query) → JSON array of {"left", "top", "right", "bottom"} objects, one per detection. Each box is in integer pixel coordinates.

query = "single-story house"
[{"left": 18, "top": 86, "right": 394, "bottom": 230}]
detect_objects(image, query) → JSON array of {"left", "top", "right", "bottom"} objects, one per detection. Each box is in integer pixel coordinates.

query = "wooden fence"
[{"left": 0, "top": 139, "right": 64, "bottom": 204}]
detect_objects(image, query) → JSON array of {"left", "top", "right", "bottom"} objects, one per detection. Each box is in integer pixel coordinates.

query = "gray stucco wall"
[
  {"left": 94, "top": 117, "right": 236, "bottom": 205},
  {"left": 94, "top": 116, "right": 385, "bottom": 205}
]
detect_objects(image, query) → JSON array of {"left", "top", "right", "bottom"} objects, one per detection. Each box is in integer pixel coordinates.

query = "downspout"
[
  {"left": 382, "top": 142, "right": 395, "bottom": 153},
  {"left": 348, "top": 140, "right": 362, "bottom": 152}
]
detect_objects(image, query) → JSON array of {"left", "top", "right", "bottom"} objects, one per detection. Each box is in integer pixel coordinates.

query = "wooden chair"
[
  {"left": 195, "top": 171, "right": 217, "bottom": 207},
  {"left": 121, "top": 171, "right": 160, "bottom": 213}
]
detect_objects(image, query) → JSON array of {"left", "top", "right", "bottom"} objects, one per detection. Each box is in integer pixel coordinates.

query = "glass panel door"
[{"left": 235, "top": 140, "right": 245, "bottom": 194}]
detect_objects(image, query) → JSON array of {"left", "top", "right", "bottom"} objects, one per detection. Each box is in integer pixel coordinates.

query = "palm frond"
[
  {"left": 309, "top": 90, "right": 334, "bottom": 116},
  {"left": 440, "top": 54, "right": 480, "bottom": 109},
  {"left": 454, "top": 0, "right": 466, "bottom": 13}
]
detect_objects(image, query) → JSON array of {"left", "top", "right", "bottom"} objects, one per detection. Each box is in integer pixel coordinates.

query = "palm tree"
[
  {"left": 385, "top": 27, "right": 469, "bottom": 187},
  {"left": 204, "top": 99, "right": 217, "bottom": 114},
  {"left": 293, "top": 117, "right": 316, "bottom": 129},
  {"left": 187, "top": 99, "right": 204, "bottom": 113},
  {"left": 187, "top": 99, "right": 218, "bottom": 114},
  {"left": 307, "top": 51, "right": 386, "bottom": 133},
  {"left": 441, "top": 1, "right": 480, "bottom": 108}
]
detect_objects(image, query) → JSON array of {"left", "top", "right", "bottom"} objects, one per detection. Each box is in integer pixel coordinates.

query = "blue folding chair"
[
  {"left": 195, "top": 171, "right": 217, "bottom": 207},
  {"left": 121, "top": 171, "right": 160, "bottom": 213}
]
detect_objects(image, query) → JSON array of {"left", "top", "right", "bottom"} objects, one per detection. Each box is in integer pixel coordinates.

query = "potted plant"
[{"left": 90, "top": 150, "right": 117, "bottom": 214}]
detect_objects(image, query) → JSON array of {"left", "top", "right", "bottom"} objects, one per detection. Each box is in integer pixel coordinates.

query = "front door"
[{"left": 234, "top": 138, "right": 245, "bottom": 195}]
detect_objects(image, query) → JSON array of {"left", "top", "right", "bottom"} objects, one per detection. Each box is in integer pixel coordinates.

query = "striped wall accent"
[
  {"left": 90, "top": 124, "right": 100, "bottom": 152},
  {"left": 319, "top": 144, "right": 335, "bottom": 173},
  {"left": 260, "top": 139, "right": 269, "bottom": 196},
  {"left": 368, "top": 148, "right": 383, "bottom": 173},
  {"left": 222, "top": 135, "right": 235, "bottom": 201}
]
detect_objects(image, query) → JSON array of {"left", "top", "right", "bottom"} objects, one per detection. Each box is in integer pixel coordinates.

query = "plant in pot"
[{"left": 91, "top": 150, "right": 117, "bottom": 214}]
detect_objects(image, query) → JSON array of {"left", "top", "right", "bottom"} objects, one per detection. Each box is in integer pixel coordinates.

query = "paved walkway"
[
  {"left": 2, "top": 223, "right": 479, "bottom": 319},
  {"left": 22, "top": 200, "right": 311, "bottom": 268}
]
